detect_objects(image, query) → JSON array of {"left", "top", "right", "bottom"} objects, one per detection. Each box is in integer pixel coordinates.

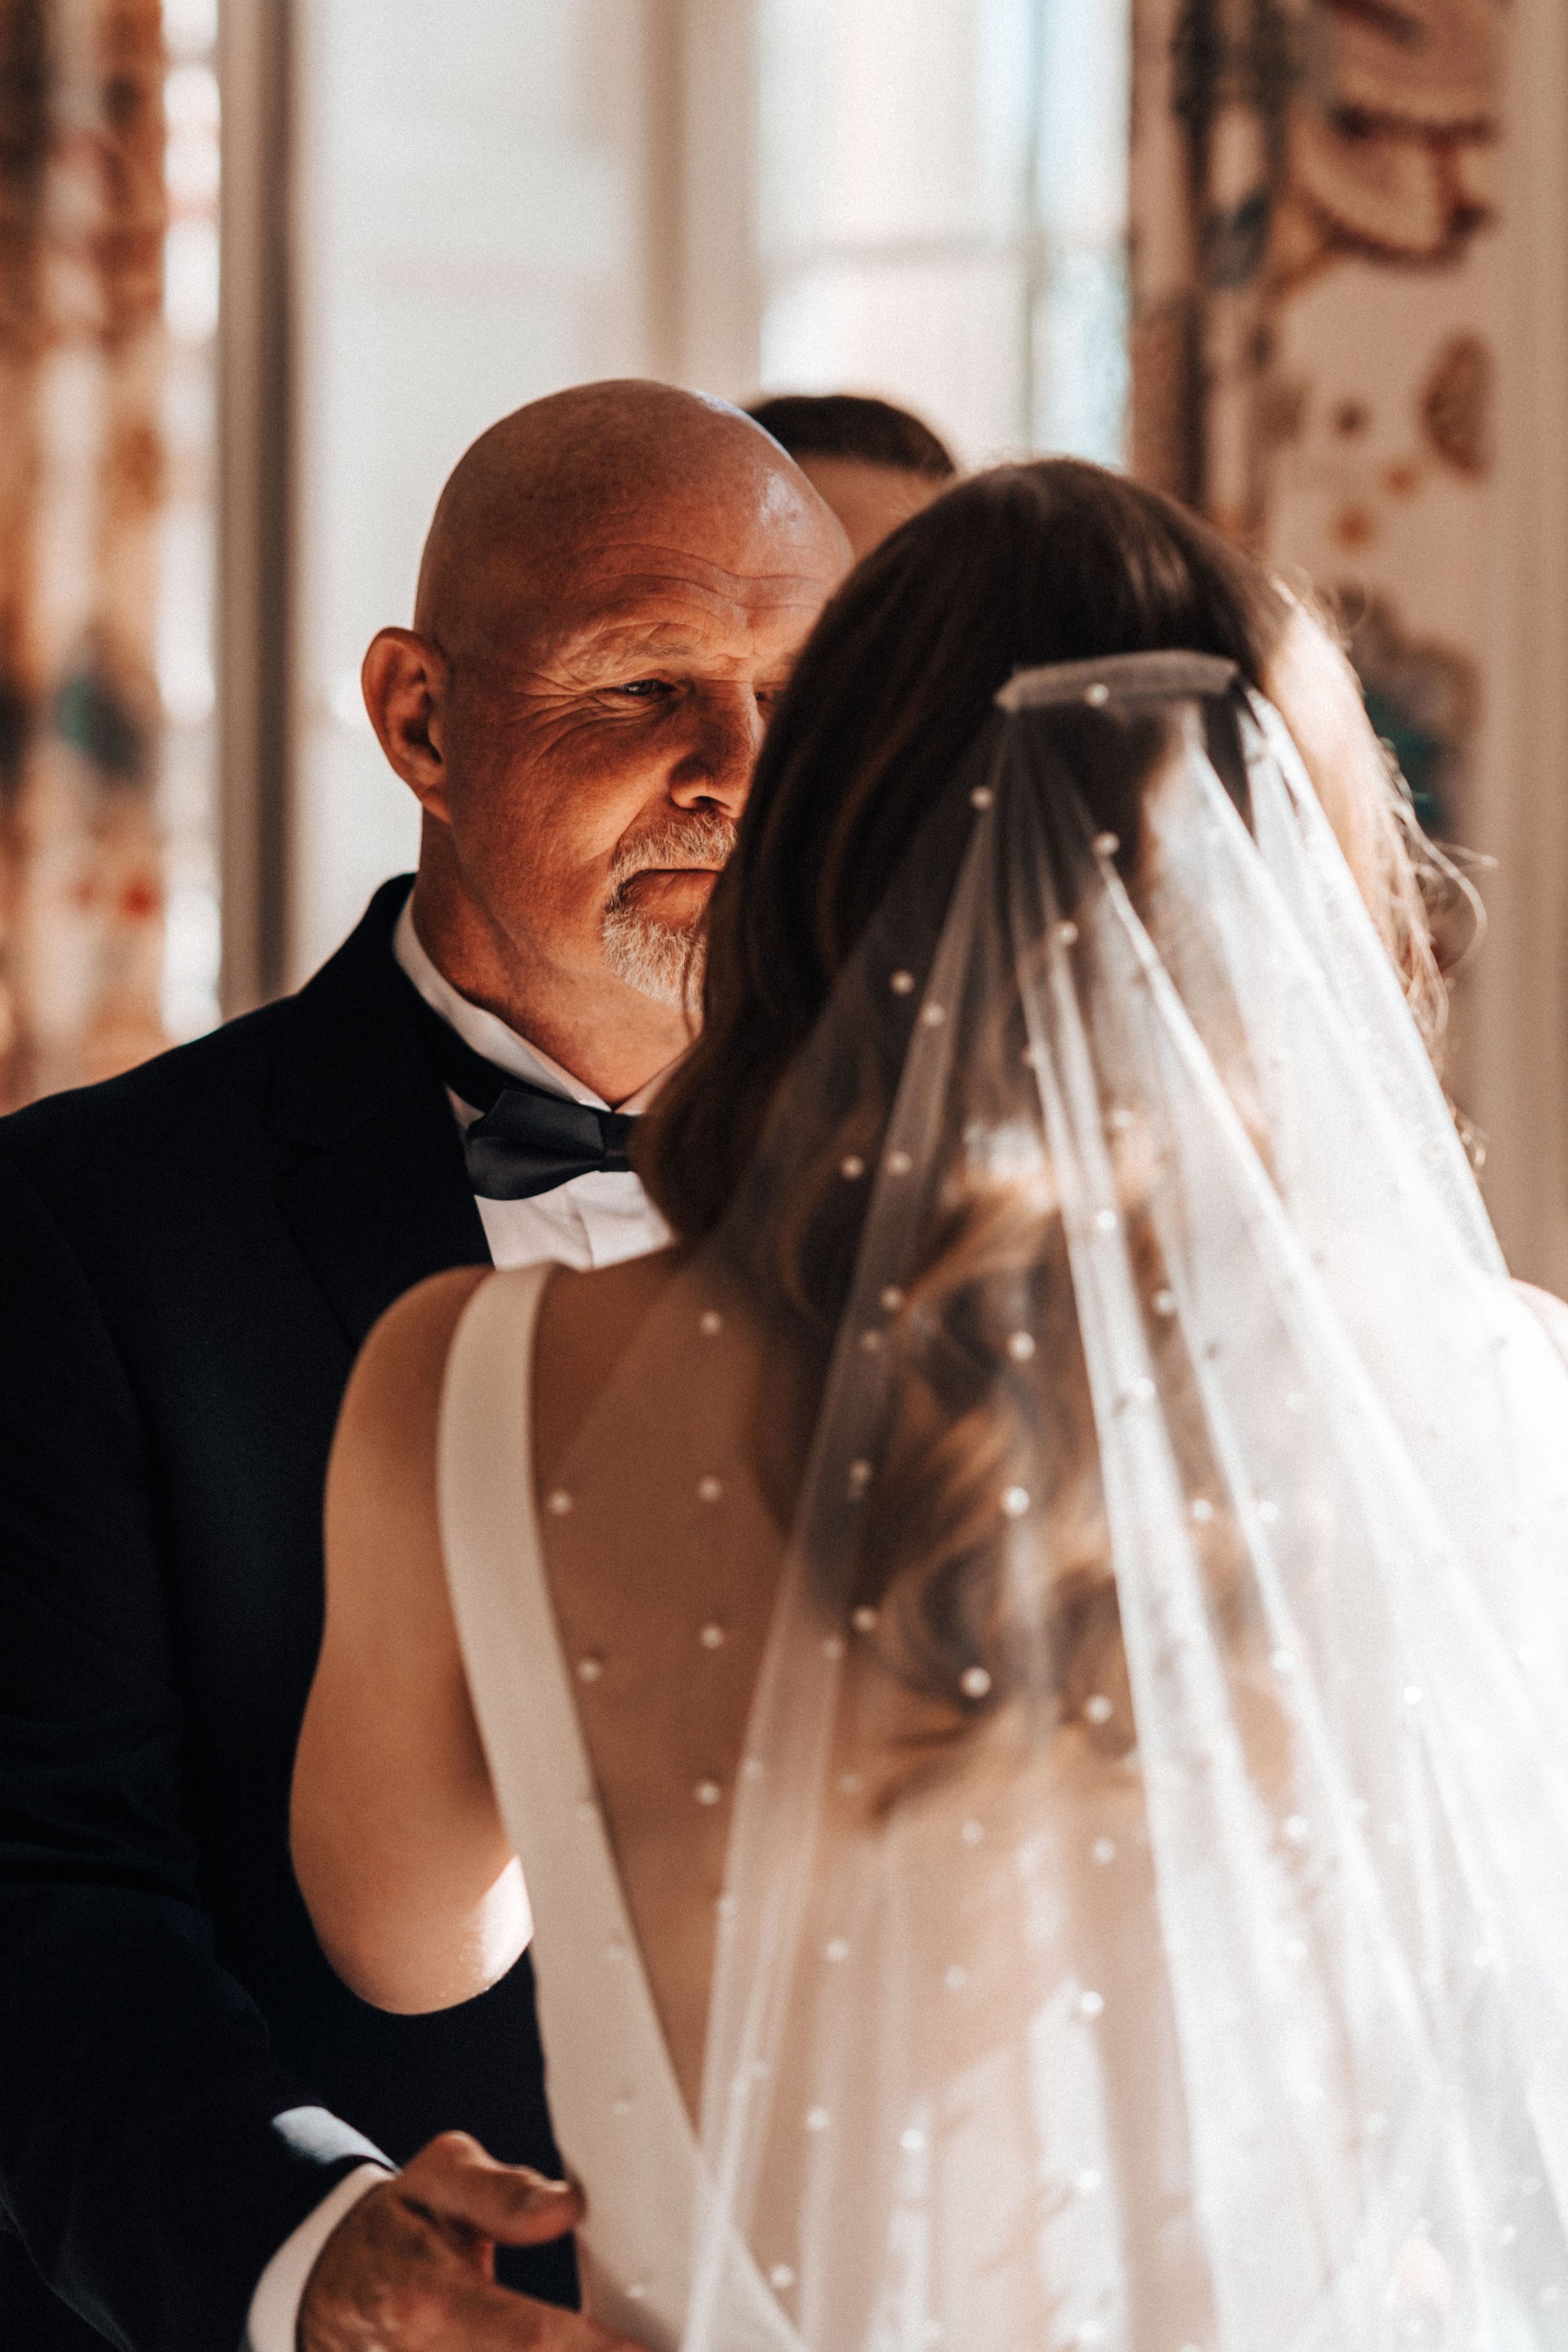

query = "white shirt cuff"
[{"left": 245, "top": 2162, "right": 391, "bottom": 2352}]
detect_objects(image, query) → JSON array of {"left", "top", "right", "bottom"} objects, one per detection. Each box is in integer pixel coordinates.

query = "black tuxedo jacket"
[{"left": 0, "top": 877, "right": 574, "bottom": 2351}]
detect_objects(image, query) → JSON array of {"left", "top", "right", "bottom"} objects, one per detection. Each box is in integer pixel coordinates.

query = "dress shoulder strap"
[
  {"left": 436, "top": 1262, "right": 584, "bottom": 1890},
  {"left": 437, "top": 1266, "right": 694, "bottom": 2342},
  {"left": 437, "top": 1261, "right": 554, "bottom": 1608},
  {"left": 435, "top": 1265, "right": 802, "bottom": 2352}
]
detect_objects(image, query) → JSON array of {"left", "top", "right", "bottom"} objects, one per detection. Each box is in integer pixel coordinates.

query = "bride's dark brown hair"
[
  {"left": 641, "top": 457, "right": 1443, "bottom": 1246},
  {"left": 637, "top": 459, "right": 1446, "bottom": 1736}
]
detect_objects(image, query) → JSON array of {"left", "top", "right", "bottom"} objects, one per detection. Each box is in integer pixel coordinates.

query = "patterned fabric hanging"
[
  {"left": 0, "top": 0, "right": 169, "bottom": 1112},
  {"left": 1128, "top": 0, "right": 1504, "bottom": 846}
]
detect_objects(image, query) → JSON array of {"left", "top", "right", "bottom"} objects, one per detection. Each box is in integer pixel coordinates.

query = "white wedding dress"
[
  {"left": 428, "top": 654, "right": 1568, "bottom": 2350},
  {"left": 437, "top": 1260, "right": 798, "bottom": 2352},
  {"left": 437, "top": 1257, "right": 1220, "bottom": 2352}
]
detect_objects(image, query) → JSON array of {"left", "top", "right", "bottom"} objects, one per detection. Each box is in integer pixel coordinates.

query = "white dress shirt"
[
  {"left": 245, "top": 902, "right": 671, "bottom": 2350},
  {"left": 393, "top": 896, "right": 673, "bottom": 1272}
]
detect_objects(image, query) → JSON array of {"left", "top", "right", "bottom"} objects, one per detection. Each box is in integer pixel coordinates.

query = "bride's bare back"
[
  {"left": 531, "top": 1254, "right": 785, "bottom": 2118},
  {"left": 292, "top": 1249, "right": 785, "bottom": 2122}
]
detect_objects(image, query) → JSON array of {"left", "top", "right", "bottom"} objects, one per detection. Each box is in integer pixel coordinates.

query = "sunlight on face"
[{"left": 444, "top": 517, "right": 843, "bottom": 996}]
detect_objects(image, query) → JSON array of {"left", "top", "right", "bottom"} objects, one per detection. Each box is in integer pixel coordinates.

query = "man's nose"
[{"left": 666, "top": 685, "right": 766, "bottom": 817}]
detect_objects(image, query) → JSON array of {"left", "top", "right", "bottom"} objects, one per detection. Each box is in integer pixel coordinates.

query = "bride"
[{"left": 292, "top": 458, "right": 1568, "bottom": 2352}]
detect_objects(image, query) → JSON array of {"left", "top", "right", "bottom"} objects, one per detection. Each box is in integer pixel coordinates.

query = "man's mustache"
[{"left": 604, "top": 813, "right": 739, "bottom": 913}]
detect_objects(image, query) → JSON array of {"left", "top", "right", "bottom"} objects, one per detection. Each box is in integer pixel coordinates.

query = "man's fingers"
[
  {"left": 404, "top": 2130, "right": 587, "bottom": 2246},
  {"left": 298, "top": 2147, "right": 637, "bottom": 2352}
]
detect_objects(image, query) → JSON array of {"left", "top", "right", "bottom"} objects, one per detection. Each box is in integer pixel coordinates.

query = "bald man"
[{"left": 0, "top": 384, "right": 847, "bottom": 2352}]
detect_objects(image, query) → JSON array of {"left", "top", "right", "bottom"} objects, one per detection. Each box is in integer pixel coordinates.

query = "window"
[{"left": 754, "top": 0, "right": 1131, "bottom": 463}]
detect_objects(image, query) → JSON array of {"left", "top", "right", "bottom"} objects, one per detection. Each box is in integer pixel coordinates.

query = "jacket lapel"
[{"left": 267, "top": 879, "right": 492, "bottom": 1356}]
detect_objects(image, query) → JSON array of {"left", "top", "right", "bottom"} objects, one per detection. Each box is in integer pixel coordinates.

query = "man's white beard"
[
  {"left": 601, "top": 899, "right": 706, "bottom": 1009},
  {"left": 600, "top": 811, "right": 736, "bottom": 1009}
]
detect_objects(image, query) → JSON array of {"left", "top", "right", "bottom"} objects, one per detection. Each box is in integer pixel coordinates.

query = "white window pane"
[
  {"left": 1032, "top": 248, "right": 1130, "bottom": 463},
  {"left": 760, "top": 0, "right": 1035, "bottom": 254},
  {"left": 1033, "top": 0, "right": 1130, "bottom": 249},
  {"left": 162, "top": 0, "right": 216, "bottom": 59},
  {"left": 761, "top": 256, "right": 1028, "bottom": 462},
  {"left": 163, "top": 216, "right": 220, "bottom": 343},
  {"left": 755, "top": 0, "right": 1133, "bottom": 466}
]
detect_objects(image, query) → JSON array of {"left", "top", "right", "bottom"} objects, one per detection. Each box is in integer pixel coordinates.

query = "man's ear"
[{"left": 362, "top": 629, "right": 452, "bottom": 818}]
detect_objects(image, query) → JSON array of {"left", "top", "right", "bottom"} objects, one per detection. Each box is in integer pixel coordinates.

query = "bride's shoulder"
[
  {"left": 343, "top": 1265, "right": 494, "bottom": 1465},
  {"left": 325, "top": 1268, "right": 495, "bottom": 1606}
]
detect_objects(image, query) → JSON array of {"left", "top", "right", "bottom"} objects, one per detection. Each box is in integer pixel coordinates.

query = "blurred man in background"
[{"left": 747, "top": 391, "right": 957, "bottom": 561}]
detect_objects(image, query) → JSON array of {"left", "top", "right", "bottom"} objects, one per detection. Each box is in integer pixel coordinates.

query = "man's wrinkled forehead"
[{"left": 525, "top": 539, "right": 836, "bottom": 665}]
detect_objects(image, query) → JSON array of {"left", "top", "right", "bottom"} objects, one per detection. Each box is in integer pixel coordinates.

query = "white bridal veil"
[{"left": 552, "top": 652, "right": 1568, "bottom": 2352}]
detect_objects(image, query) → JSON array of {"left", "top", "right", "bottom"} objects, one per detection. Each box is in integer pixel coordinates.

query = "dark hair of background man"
[{"left": 746, "top": 392, "right": 957, "bottom": 481}]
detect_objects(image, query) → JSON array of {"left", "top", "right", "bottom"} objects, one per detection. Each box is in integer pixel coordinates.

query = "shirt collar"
[{"left": 392, "top": 895, "right": 679, "bottom": 1116}]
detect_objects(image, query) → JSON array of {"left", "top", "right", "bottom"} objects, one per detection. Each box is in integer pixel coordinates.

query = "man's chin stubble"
[{"left": 600, "top": 906, "right": 706, "bottom": 1011}]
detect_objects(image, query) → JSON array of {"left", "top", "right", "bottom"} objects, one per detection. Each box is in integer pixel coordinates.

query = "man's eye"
[{"left": 614, "top": 679, "right": 670, "bottom": 699}]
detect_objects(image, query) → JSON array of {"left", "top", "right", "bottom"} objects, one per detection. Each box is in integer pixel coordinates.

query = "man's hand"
[{"left": 298, "top": 2131, "right": 642, "bottom": 2350}]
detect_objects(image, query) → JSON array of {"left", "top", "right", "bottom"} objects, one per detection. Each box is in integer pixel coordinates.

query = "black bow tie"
[{"left": 410, "top": 991, "right": 639, "bottom": 1201}]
